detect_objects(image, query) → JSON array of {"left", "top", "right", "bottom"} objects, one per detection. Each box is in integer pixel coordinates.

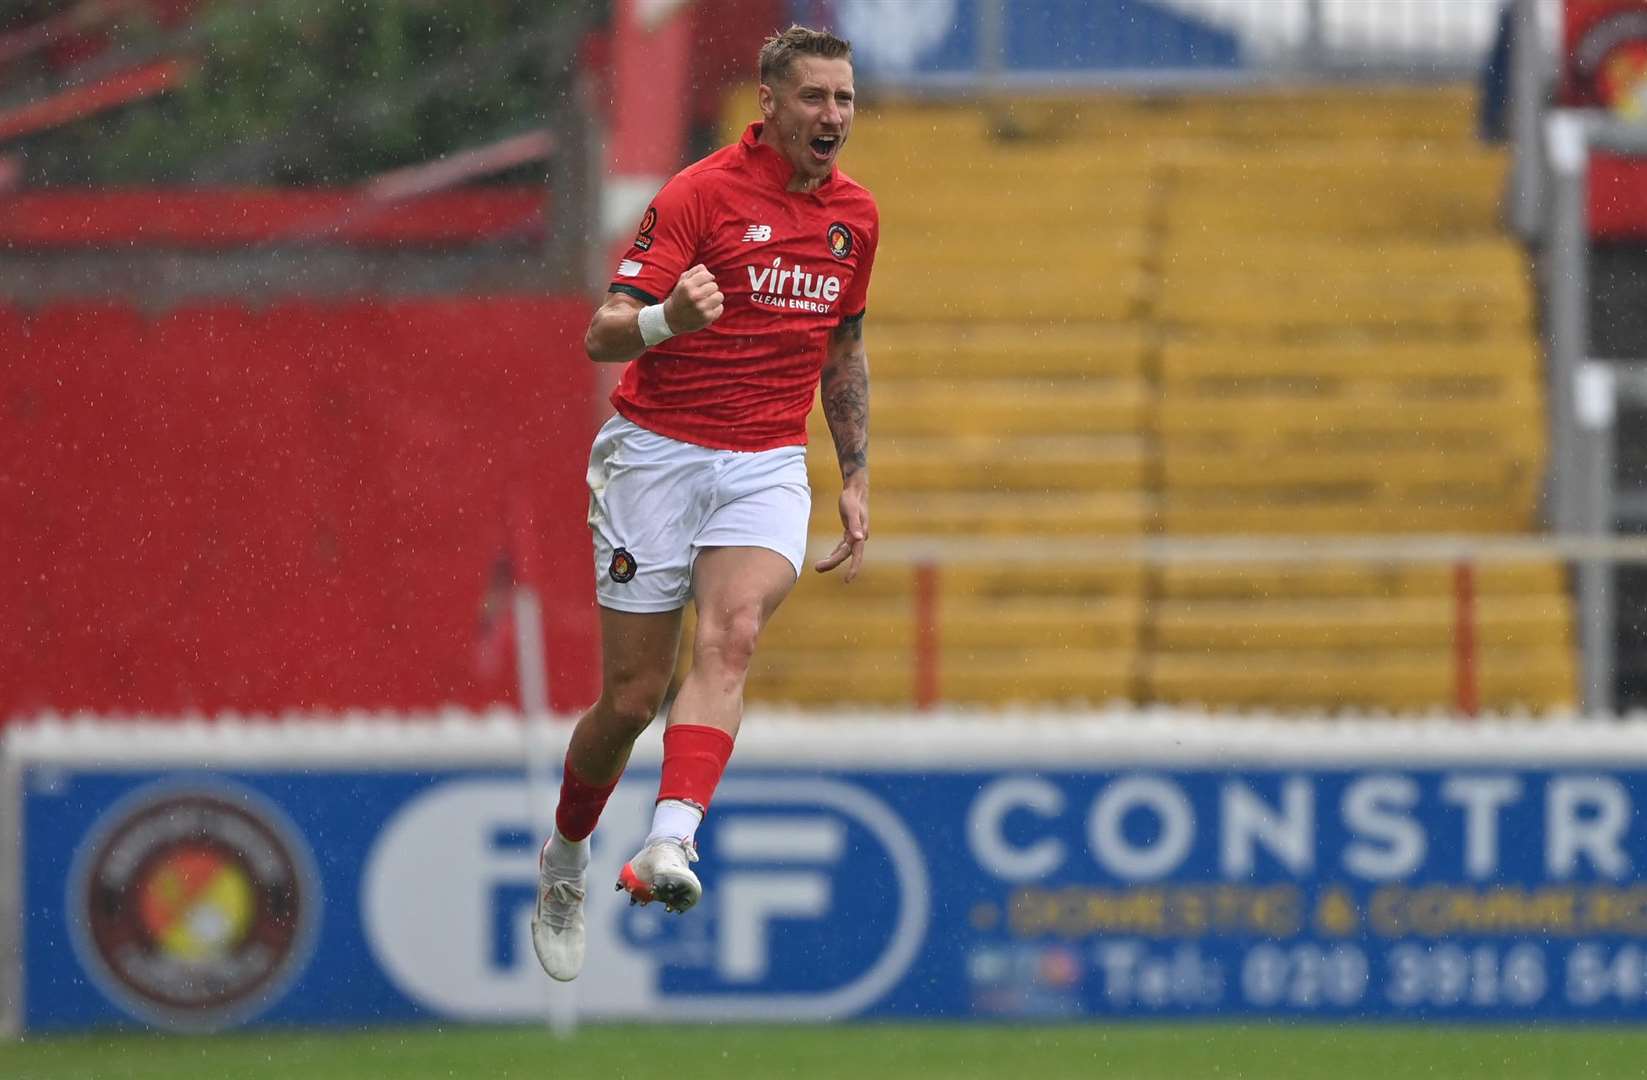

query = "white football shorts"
[{"left": 586, "top": 414, "right": 810, "bottom": 613}]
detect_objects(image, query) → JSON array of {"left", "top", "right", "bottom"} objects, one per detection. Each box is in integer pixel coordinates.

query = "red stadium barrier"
[
  {"left": 0, "top": 58, "right": 187, "bottom": 142},
  {"left": 1558, "top": 0, "right": 1647, "bottom": 240},
  {"left": 0, "top": 296, "right": 600, "bottom": 722},
  {"left": 0, "top": 302, "right": 37, "bottom": 712},
  {"left": 1590, "top": 155, "right": 1647, "bottom": 241},
  {"left": 0, "top": 188, "right": 546, "bottom": 249}
]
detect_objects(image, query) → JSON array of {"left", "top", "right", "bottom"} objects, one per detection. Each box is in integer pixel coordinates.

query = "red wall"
[{"left": 0, "top": 296, "right": 601, "bottom": 721}]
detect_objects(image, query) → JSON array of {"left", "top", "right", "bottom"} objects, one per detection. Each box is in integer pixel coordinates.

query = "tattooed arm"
[{"left": 813, "top": 315, "right": 870, "bottom": 583}]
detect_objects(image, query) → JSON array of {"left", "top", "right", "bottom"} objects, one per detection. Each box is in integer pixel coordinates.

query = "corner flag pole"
[{"left": 510, "top": 486, "right": 578, "bottom": 1039}]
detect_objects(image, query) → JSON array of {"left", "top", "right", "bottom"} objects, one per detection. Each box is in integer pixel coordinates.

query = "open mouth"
[{"left": 808, "top": 134, "right": 840, "bottom": 161}]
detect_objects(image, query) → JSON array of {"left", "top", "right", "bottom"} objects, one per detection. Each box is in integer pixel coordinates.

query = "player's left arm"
[{"left": 813, "top": 313, "right": 870, "bottom": 583}]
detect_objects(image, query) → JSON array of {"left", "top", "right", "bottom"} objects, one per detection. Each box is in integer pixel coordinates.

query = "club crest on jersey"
[
  {"left": 634, "top": 207, "right": 658, "bottom": 252},
  {"left": 609, "top": 547, "right": 637, "bottom": 583},
  {"left": 827, "top": 223, "right": 852, "bottom": 260}
]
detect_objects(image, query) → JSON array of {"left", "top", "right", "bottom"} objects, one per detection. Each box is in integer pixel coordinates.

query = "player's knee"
[
  {"left": 695, "top": 606, "right": 762, "bottom": 676},
  {"left": 601, "top": 675, "right": 669, "bottom": 735}
]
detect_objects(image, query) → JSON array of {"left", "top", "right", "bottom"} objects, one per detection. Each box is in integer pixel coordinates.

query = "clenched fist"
[{"left": 663, "top": 264, "right": 724, "bottom": 333}]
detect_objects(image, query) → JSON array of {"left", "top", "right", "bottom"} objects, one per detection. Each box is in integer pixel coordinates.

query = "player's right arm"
[
  {"left": 587, "top": 174, "right": 721, "bottom": 363},
  {"left": 583, "top": 265, "right": 725, "bottom": 363}
]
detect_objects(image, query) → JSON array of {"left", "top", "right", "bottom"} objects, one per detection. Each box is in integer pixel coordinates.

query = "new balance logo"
[{"left": 742, "top": 225, "right": 773, "bottom": 243}]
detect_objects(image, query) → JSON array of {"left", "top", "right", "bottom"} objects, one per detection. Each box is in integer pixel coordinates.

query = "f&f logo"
[
  {"left": 709, "top": 815, "right": 842, "bottom": 980},
  {"left": 634, "top": 777, "right": 930, "bottom": 1021},
  {"left": 363, "top": 774, "right": 929, "bottom": 1022}
]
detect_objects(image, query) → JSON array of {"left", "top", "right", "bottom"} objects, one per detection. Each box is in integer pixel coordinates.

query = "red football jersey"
[{"left": 607, "top": 122, "right": 880, "bottom": 452}]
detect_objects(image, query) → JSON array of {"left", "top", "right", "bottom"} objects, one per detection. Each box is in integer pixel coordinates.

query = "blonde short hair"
[{"left": 758, "top": 25, "right": 852, "bottom": 85}]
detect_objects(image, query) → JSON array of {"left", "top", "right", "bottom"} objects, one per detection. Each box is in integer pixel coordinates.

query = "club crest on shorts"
[
  {"left": 827, "top": 222, "right": 852, "bottom": 260},
  {"left": 634, "top": 206, "right": 658, "bottom": 252},
  {"left": 609, "top": 547, "right": 638, "bottom": 583}
]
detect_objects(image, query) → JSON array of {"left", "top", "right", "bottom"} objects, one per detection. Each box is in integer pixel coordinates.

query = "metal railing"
[
  {"left": 1148, "top": 0, "right": 1506, "bottom": 72},
  {"left": 806, "top": 533, "right": 1647, "bottom": 718},
  {"left": 1535, "top": 109, "right": 1647, "bottom": 715}
]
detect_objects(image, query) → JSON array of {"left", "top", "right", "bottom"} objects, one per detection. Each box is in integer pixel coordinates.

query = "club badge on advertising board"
[{"left": 1562, "top": 0, "right": 1647, "bottom": 114}]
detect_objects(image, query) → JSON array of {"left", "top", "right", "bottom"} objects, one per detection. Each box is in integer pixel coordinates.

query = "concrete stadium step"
[
  {"left": 1159, "top": 430, "right": 1543, "bottom": 472},
  {"left": 1153, "top": 561, "right": 1566, "bottom": 601},
  {"left": 1157, "top": 270, "right": 1530, "bottom": 333},
  {"left": 1165, "top": 424, "right": 1545, "bottom": 458},
  {"left": 859, "top": 144, "right": 1155, "bottom": 172},
  {"left": 1160, "top": 239, "right": 1526, "bottom": 282},
  {"left": 872, "top": 262, "right": 1145, "bottom": 322},
  {"left": 791, "top": 560, "right": 1147, "bottom": 601},
  {"left": 1101, "top": 86, "right": 1488, "bottom": 144},
  {"left": 1164, "top": 152, "right": 1508, "bottom": 240},
  {"left": 1159, "top": 339, "right": 1540, "bottom": 384},
  {"left": 1160, "top": 450, "right": 1535, "bottom": 494},
  {"left": 840, "top": 87, "right": 1487, "bottom": 151},
  {"left": 870, "top": 323, "right": 1147, "bottom": 380},
  {"left": 1159, "top": 490, "right": 1541, "bottom": 526},
  {"left": 748, "top": 648, "right": 1138, "bottom": 707},
  {"left": 875, "top": 228, "right": 1148, "bottom": 272},
  {"left": 1157, "top": 391, "right": 1543, "bottom": 437},
  {"left": 865, "top": 378, "right": 1149, "bottom": 436},
  {"left": 816, "top": 491, "right": 1152, "bottom": 536},
  {"left": 874, "top": 197, "right": 1155, "bottom": 238},
  {"left": 849, "top": 153, "right": 1157, "bottom": 192},
  {"left": 760, "top": 596, "right": 1142, "bottom": 651},
  {"left": 874, "top": 176, "right": 1154, "bottom": 217},
  {"left": 1154, "top": 597, "right": 1571, "bottom": 651},
  {"left": 1160, "top": 462, "right": 1540, "bottom": 500},
  {"left": 854, "top": 139, "right": 1155, "bottom": 193},
  {"left": 1159, "top": 501, "right": 1533, "bottom": 535},
  {"left": 810, "top": 436, "right": 1149, "bottom": 493},
  {"left": 1165, "top": 189, "right": 1502, "bottom": 241},
  {"left": 856, "top": 142, "right": 1157, "bottom": 174},
  {"left": 1167, "top": 149, "right": 1507, "bottom": 195},
  {"left": 845, "top": 118, "right": 1166, "bottom": 166},
  {"left": 1162, "top": 376, "right": 1544, "bottom": 408},
  {"left": 1144, "top": 650, "right": 1574, "bottom": 712}
]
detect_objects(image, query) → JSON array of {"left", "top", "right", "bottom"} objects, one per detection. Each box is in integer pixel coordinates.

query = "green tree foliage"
[{"left": 27, "top": 0, "right": 579, "bottom": 185}]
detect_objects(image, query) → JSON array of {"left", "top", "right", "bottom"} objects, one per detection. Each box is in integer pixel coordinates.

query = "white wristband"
[{"left": 637, "top": 303, "right": 676, "bottom": 348}]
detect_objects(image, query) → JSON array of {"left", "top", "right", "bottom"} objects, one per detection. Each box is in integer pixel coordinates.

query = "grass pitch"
[{"left": 6, "top": 1022, "right": 1647, "bottom": 1079}]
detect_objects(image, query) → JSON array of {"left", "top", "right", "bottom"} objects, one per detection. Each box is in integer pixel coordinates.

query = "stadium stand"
[{"left": 727, "top": 85, "right": 1576, "bottom": 713}]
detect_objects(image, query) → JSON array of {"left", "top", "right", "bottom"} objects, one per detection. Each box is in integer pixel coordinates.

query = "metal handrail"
[{"left": 808, "top": 533, "right": 1647, "bottom": 566}]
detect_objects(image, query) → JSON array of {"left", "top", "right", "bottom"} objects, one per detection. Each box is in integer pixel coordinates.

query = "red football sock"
[
  {"left": 554, "top": 757, "right": 620, "bottom": 842},
  {"left": 657, "top": 724, "right": 736, "bottom": 812}
]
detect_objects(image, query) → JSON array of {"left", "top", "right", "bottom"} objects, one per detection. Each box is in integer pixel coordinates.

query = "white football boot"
[
  {"left": 531, "top": 850, "right": 587, "bottom": 981},
  {"left": 616, "top": 837, "right": 702, "bottom": 914}
]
